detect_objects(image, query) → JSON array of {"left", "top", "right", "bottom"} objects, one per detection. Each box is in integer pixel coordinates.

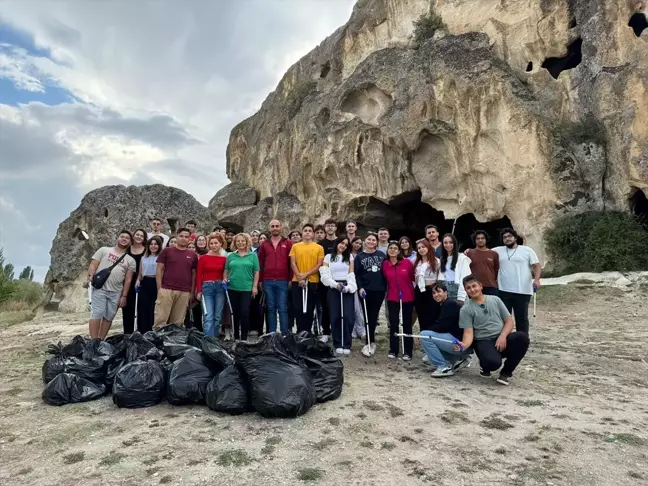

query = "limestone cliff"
[{"left": 223, "top": 0, "right": 648, "bottom": 257}]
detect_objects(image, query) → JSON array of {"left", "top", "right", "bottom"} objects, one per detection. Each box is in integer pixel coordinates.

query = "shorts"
[{"left": 90, "top": 288, "right": 120, "bottom": 320}]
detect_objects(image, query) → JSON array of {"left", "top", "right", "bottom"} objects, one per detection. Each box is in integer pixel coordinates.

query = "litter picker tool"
[
  {"left": 134, "top": 284, "right": 139, "bottom": 320},
  {"left": 302, "top": 285, "right": 307, "bottom": 314},
  {"left": 340, "top": 285, "right": 345, "bottom": 351},
  {"left": 361, "top": 291, "right": 370, "bottom": 349},
  {"left": 223, "top": 282, "right": 235, "bottom": 334},
  {"left": 533, "top": 283, "right": 537, "bottom": 318},
  {"left": 395, "top": 333, "right": 465, "bottom": 351},
  {"left": 399, "top": 290, "right": 404, "bottom": 356},
  {"left": 313, "top": 305, "right": 322, "bottom": 336}
]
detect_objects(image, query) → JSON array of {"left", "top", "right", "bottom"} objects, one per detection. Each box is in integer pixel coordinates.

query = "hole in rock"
[
  {"left": 541, "top": 38, "right": 582, "bottom": 79},
  {"left": 342, "top": 190, "right": 513, "bottom": 250},
  {"left": 340, "top": 84, "right": 393, "bottom": 125},
  {"left": 73, "top": 228, "right": 89, "bottom": 241},
  {"left": 526, "top": 61, "right": 533, "bottom": 72},
  {"left": 629, "top": 13, "right": 648, "bottom": 37},
  {"left": 568, "top": 18, "right": 577, "bottom": 29},
  {"left": 167, "top": 218, "right": 178, "bottom": 234},
  {"left": 320, "top": 61, "right": 331, "bottom": 78},
  {"left": 629, "top": 187, "right": 648, "bottom": 224},
  {"left": 103, "top": 208, "right": 109, "bottom": 217}
]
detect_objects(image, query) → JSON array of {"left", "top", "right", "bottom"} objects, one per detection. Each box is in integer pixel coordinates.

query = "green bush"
[
  {"left": 0, "top": 248, "right": 43, "bottom": 308},
  {"left": 412, "top": 9, "right": 446, "bottom": 46},
  {"left": 545, "top": 211, "right": 648, "bottom": 274}
]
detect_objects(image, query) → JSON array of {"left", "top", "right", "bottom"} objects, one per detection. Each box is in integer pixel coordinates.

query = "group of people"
[{"left": 86, "top": 217, "right": 541, "bottom": 386}]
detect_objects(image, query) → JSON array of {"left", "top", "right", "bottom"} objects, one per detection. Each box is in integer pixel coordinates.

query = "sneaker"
[
  {"left": 351, "top": 330, "right": 358, "bottom": 339},
  {"left": 335, "top": 348, "right": 344, "bottom": 355},
  {"left": 496, "top": 373, "right": 511, "bottom": 386},
  {"left": 319, "top": 335, "right": 330, "bottom": 344},
  {"left": 480, "top": 368, "right": 491, "bottom": 378},
  {"left": 401, "top": 355, "right": 411, "bottom": 362},
  {"left": 361, "top": 345, "right": 371, "bottom": 357},
  {"left": 249, "top": 330, "right": 259, "bottom": 338},
  {"left": 343, "top": 349, "right": 351, "bottom": 355},
  {"left": 370, "top": 343, "right": 376, "bottom": 355},
  {"left": 452, "top": 357, "right": 471, "bottom": 372},
  {"left": 224, "top": 329, "right": 232, "bottom": 341},
  {"left": 431, "top": 367, "right": 455, "bottom": 378},
  {"left": 422, "top": 354, "right": 430, "bottom": 363},
  {"left": 388, "top": 353, "right": 397, "bottom": 359}
]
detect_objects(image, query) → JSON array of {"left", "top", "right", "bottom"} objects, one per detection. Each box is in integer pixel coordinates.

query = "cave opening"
[
  {"left": 629, "top": 187, "right": 648, "bottom": 224},
  {"left": 541, "top": 38, "right": 582, "bottom": 79},
  {"left": 103, "top": 208, "right": 109, "bottom": 217},
  {"left": 167, "top": 218, "right": 178, "bottom": 234},
  {"left": 320, "top": 61, "right": 331, "bottom": 78},
  {"left": 629, "top": 12, "right": 648, "bottom": 37},
  {"left": 339, "top": 191, "right": 514, "bottom": 251},
  {"left": 568, "top": 18, "right": 577, "bottom": 29},
  {"left": 526, "top": 61, "right": 533, "bottom": 72}
]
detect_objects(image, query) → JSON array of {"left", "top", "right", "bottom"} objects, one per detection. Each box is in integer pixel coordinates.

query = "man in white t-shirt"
[
  {"left": 147, "top": 217, "right": 170, "bottom": 247},
  {"left": 492, "top": 228, "right": 541, "bottom": 335}
]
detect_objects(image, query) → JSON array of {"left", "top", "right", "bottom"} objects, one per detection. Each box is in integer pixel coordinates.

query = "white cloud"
[{"left": 0, "top": 46, "right": 45, "bottom": 92}]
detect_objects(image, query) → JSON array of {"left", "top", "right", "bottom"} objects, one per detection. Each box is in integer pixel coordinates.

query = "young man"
[
  {"left": 425, "top": 224, "right": 442, "bottom": 257},
  {"left": 154, "top": 228, "right": 199, "bottom": 328},
  {"left": 148, "top": 218, "right": 169, "bottom": 247},
  {"left": 376, "top": 227, "right": 390, "bottom": 254},
  {"left": 420, "top": 283, "right": 472, "bottom": 377},
  {"left": 345, "top": 220, "right": 358, "bottom": 242},
  {"left": 250, "top": 230, "right": 261, "bottom": 252},
  {"left": 186, "top": 220, "right": 198, "bottom": 242},
  {"left": 317, "top": 218, "right": 338, "bottom": 342},
  {"left": 456, "top": 275, "right": 530, "bottom": 385},
  {"left": 87, "top": 230, "right": 136, "bottom": 339},
  {"left": 465, "top": 230, "right": 500, "bottom": 296},
  {"left": 289, "top": 224, "right": 324, "bottom": 333},
  {"left": 225, "top": 230, "right": 235, "bottom": 251},
  {"left": 492, "top": 228, "right": 541, "bottom": 335},
  {"left": 314, "top": 225, "right": 326, "bottom": 243}
]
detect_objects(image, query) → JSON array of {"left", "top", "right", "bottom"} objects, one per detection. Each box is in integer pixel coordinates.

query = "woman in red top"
[
  {"left": 382, "top": 241, "right": 415, "bottom": 360},
  {"left": 196, "top": 233, "right": 228, "bottom": 337}
]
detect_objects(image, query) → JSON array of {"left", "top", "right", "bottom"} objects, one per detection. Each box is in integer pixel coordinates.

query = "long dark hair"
[
  {"left": 132, "top": 228, "right": 147, "bottom": 245},
  {"left": 330, "top": 237, "right": 352, "bottom": 263},
  {"left": 414, "top": 238, "right": 437, "bottom": 272},
  {"left": 195, "top": 234, "right": 208, "bottom": 255},
  {"left": 145, "top": 236, "right": 164, "bottom": 257},
  {"left": 399, "top": 236, "right": 414, "bottom": 258},
  {"left": 440, "top": 233, "right": 458, "bottom": 272}
]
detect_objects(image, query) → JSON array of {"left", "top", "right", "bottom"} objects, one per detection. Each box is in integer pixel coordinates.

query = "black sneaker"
[
  {"left": 480, "top": 368, "right": 491, "bottom": 378},
  {"left": 496, "top": 373, "right": 511, "bottom": 386},
  {"left": 452, "top": 357, "right": 471, "bottom": 372}
]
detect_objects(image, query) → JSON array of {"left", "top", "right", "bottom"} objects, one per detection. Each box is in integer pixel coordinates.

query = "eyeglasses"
[
  {"left": 478, "top": 303, "right": 488, "bottom": 315},
  {"left": 388, "top": 240, "right": 399, "bottom": 244},
  {"left": 503, "top": 234, "right": 515, "bottom": 239}
]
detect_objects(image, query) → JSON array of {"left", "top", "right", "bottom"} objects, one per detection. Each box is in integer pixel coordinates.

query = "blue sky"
[{"left": 0, "top": 1, "right": 355, "bottom": 283}]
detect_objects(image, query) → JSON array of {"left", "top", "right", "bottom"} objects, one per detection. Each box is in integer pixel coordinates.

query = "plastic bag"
[
  {"left": 156, "top": 324, "right": 189, "bottom": 344},
  {"left": 125, "top": 332, "right": 163, "bottom": 362},
  {"left": 82, "top": 339, "right": 115, "bottom": 362},
  {"left": 206, "top": 365, "right": 249, "bottom": 415},
  {"left": 292, "top": 332, "right": 334, "bottom": 359},
  {"left": 113, "top": 360, "right": 166, "bottom": 408},
  {"left": 239, "top": 353, "right": 316, "bottom": 418},
  {"left": 105, "top": 334, "right": 126, "bottom": 356},
  {"left": 233, "top": 333, "right": 297, "bottom": 361},
  {"left": 65, "top": 357, "right": 107, "bottom": 385},
  {"left": 186, "top": 328, "right": 205, "bottom": 349},
  {"left": 202, "top": 336, "right": 234, "bottom": 369},
  {"left": 304, "top": 357, "right": 344, "bottom": 402},
  {"left": 42, "top": 373, "right": 106, "bottom": 406},
  {"left": 142, "top": 331, "right": 164, "bottom": 348},
  {"left": 166, "top": 349, "right": 214, "bottom": 405},
  {"left": 61, "top": 335, "right": 90, "bottom": 357},
  {"left": 42, "top": 343, "right": 70, "bottom": 383},
  {"left": 106, "top": 358, "right": 125, "bottom": 390},
  {"left": 163, "top": 343, "right": 200, "bottom": 361}
]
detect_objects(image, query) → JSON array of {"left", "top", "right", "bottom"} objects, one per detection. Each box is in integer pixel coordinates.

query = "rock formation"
[
  {"left": 45, "top": 185, "right": 211, "bottom": 312},
  {"left": 221, "top": 0, "right": 648, "bottom": 257}
]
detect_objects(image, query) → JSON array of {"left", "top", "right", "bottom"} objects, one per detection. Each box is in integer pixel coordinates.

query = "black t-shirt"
[
  {"left": 318, "top": 238, "right": 337, "bottom": 257},
  {"left": 430, "top": 300, "right": 463, "bottom": 340}
]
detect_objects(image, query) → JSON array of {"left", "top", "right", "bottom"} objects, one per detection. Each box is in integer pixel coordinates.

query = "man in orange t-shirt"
[{"left": 289, "top": 224, "right": 324, "bottom": 333}]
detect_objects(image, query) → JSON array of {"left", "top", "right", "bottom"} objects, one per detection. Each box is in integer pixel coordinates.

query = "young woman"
[
  {"left": 123, "top": 228, "right": 146, "bottom": 334},
  {"left": 187, "top": 241, "right": 196, "bottom": 251},
  {"left": 439, "top": 233, "right": 472, "bottom": 303},
  {"left": 414, "top": 239, "right": 441, "bottom": 332},
  {"left": 382, "top": 241, "right": 415, "bottom": 360},
  {"left": 350, "top": 236, "right": 363, "bottom": 257},
  {"left": 319, "top": 237, "right": 357, "bottom": 355},
  {"left": 196, "top": 233, "right": 228, "bottom": 337},
  {"left": 399, "top": 236, "right": 416, "bottom": 262},
  {"left": 166, "top": 236, "right": 177, "bottom": 248},
  {"left": 195, "top": 234, "right": 208, "bottom": 256},
  {"left": 289, "top": 230, "right": 302, "bottom": 243},
  {"left": 259, "top": 233, "right": 268, "bottom": 245},
  {"left": 348, "top": 235, "right": 366, "bottom": 341},
  {"left": 224, "top": 233, "right": 260, "bottom": 341},
  {"left": 355, "top": 233, "right": 386, "bottom": 357},
  {"left": 137, "top": 235, "right": 163, "bottom": 333}
]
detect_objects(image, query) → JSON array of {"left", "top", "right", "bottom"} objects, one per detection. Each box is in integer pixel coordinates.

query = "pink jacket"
[{"left": 381, "top": 258, "right": 415, "bottom": 303}]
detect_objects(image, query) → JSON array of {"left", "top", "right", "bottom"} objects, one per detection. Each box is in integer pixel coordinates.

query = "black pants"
[
  {"left": 122, "top": 280, "right": 137, "bottom": 334},
  {"left": 184, "top": 302, "right": 203, "bottom": 331},
  {"left": 387, "top": 300, "right": 414, "bottom": 357},
  {"left": 229, "top": 290, "right": 251, "bottom": 340},
  {"left": 482, "top": 287, "right": 499, "bottom": 297},
  {"left": 137, "top": 277, "right": 157, "bottom": 334},
  {"left": 318, "top": 282, "right": 331, "bottom": 335},
  {"left": 328, "top": 288, "right": 355, "bottom": 349},
  {"left": 499, "top": 291, "right": 531, "bottom": 335},
  {"left": 414, "top": 286, "right": 439, "bottom": 331},
  {"left": 473, "top": 332, "right": 530, "bottom": 376},
  {"left": 363, "top": 290, "right": 384, "bottom": 345},
  {"left": 291, "top": 283, "right": 317, "bottom": 334},
  {"left": 250, "top": 289, "right": 265, "bottom": 334}
]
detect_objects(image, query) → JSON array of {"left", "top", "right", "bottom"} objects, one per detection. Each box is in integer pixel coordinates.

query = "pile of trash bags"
[{"left": 41, "top": 327, "right": 344, "bottom": 418}]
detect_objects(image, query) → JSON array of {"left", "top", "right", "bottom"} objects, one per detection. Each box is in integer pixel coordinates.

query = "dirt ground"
[{"left": 0, "top": 284, "right": 647, "bottom": 486}]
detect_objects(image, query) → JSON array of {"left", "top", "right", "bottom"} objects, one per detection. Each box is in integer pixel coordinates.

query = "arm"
[
  {"left": 196, "top": 257, "right": 204, "bottom": 295},
  {"left": 137, "top": 259, "right": 143, "bottom": 285},
  {"left": 459, "top": 327, "right": 474, "bottom": 350},
  {"left": 457, "top": 306, "right": 474, "bottom": 349},
  {"left": 290, "top": 255, "right": 302, "bottom": 283},
  {"left": 156, "top": 263, "right": 164, "bottom": 291},
  {"left": 121, "top": 269, "right": 134, "bottom": 307},
  {"left": 456, "top": 255, "right": 471, "bottom": 303},
  {"left": 304, "top": 256, "right": 324, "bottom": 278},
  {"left": 257, "top": 244, "right": 265, "bottom": 283},
  {"left": 252, "top": 271, "right": 260, "bottom": 296},
  {"left": 415, "top": 263, "right": 426, "bottom": 291},
  {"left": 223, "top": 255, "right": 230, "bottom": 282},
  {"left": 87, "top": 259, "right": 100, "bottom": 282},
  {"left": 319, "top": 256, "right": 336, "bottom": 288},
  {"left": 532, "top": 263, "right": 541, "bottom": 288},
  {"left": 495, "top": 297, "right": 514, "bottom": 350},
  {"left": 191, "top": 269, "right": 196, "bottom": 298},
  {"left": 345, "top": 260, "right": 357, "bottom": 293}
]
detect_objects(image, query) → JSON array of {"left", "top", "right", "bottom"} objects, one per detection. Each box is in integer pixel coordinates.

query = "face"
[
  {"left": 503, "top": 233, "right": 516, "bottom": 247},
  {"left": 187, "top": 223, "right": 196, "bottom": 233},
  {"left": 400, "top": 239, "right": 410, "bottom": 250},
  {"left": 417, "top": 243, "right": 428, "bottom": 256},
  {"left": 325, "top": 222, "right": 337, "bottom": 236},
  {"left": 269, "top": 220, "right": 282, "bottom": 237},
  {"left": 352, "top": 239, "right": 363, "bottom": 252},
  {"left": 150, "top": 240, "right": 160, "bottom": 254},
  {"left": 251, "top": 233, "right": 259, "bottom": 244},
  {"left": 426, "top": 227, "right": 439, "bottom": 242},
  {"left": 259, "top": 234, "right": 267, "bottom": 243},
  {"left": 133, "top": 230, "right": 146, "bottom": 244},
  {"left": 387, "top": 244, "right": 399, "bottom": 257},
  {"left": 433, "top": 288, "right": 448, "bottom": 303},
  {"left": 208, "top": 238, "right": 222, "bottom": 252},
  {"left": 475, "top": 233, "right": 487, "bottom": 248},
  {"left": 337, "top": 239, "right": 349, "bottom": 253},
  {"left": 443, "top": 236, "right": 455, "bottom": 254},
  {"left": 151, "top": 220, "right": 162, "bottom": 232},
  {"left": 291, "top": 232, "right": 301, "bottom": 243},
  {"left": 464, "top": 280, "right": 483, "bottom": 299},
  {"left": 219, "top": 229, "right": 227, "bottom": 237},
  {"left": 302, "top": 227, "right": 314, "bottom": 240},
  {"left": 196, "top": 236, "right": 207, "bottom": 248},
  {"left": 346, "top": 222, "right": 357, "bottom": 234},
  {"left": 168, "top": 237, "right": 177, "bottom": 248},
  {"left": 365, "top": 235, "right": 377, "bottom": 250},
  {"left": 176, "top": 231, "right": 190, "bottom": 247},
  {"left": 117, "top": 233, "right": 132, "bottom": 248},
  {"left": 226, "top": 232, "right": 234, "bottom": 242},
  {"left": 187, "top": 243, "right": 196, "bottom": 251},
  {"left": 378, "top": 229, "right": 389, "bottom": 241},
  {"left": 315, "top": 229, "right": 325, "bottom": 241},
  {"left": 235, "top": 235, "right": 247, "bottom": 249}
]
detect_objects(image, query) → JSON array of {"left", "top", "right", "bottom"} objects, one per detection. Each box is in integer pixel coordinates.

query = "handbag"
[{"left": 91, "top": 252, "right": 128, "bottom": 289}]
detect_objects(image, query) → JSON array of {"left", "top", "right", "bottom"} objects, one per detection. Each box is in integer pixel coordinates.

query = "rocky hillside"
[{"left": 222, "top": 0, "right": 648, "bottom": 255}]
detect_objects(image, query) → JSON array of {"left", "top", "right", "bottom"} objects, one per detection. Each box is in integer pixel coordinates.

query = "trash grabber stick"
[
  {"left": 134, "top": 286, "right": 139, "bottom": 320},
  {"left": 88, "top": 285, "right": 93, "bottom": 305},
  {"left": 533, "top": 284, "right": 537, "bottom": 318},
  {"left": 340, "top": 288, "right": 344, "bottom": 350},
  {"left": 302, "top": 285, "right": 307, "bottom": 314},
  {"left": 362, "top": 292, "right": 370, "bottom": 348},
  {"left": 395, "top": 333, "right": 465, "bottom": 351},
  {"left": 399, "top": 290, "right": 404, "bottom": 356},
  {"left": 223, "top": 282, "right": 235, "bottom": 330}
]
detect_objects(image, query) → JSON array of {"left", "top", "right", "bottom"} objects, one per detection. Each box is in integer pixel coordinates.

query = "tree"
[
  {"left": 3, "top": 263, "right": 14, "bottom": 281},
  {"left": 19, "top": 266, "right": 34, "bottom": 281}
]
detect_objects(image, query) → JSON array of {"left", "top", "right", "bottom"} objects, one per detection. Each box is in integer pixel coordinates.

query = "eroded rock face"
[
  {"left": 226, "top": 0, "right": 648, "bottom": 257},
  {"left": 45, "top": 184, "right": 211, "bottom": 312}
]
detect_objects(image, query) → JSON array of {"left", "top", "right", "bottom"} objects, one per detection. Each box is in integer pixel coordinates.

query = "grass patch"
[
  {"left": 516, "top": 399, "right": 544, "bottom": 407},
  {"left": 362, "top": 400, "right": 383, "bottom": 411},
  {"left": 440, "top": 410, "right": 470, "bottom": 424},
  {"left": 603, "top": 433, "right": 646, "bottom": 446},
  {"left": 63, "top": 451, "right": 85, "bottom": 464},
  {"left": 99, "top": 452, "right": 125, "bottom": 466},
  {"left": 356, "top": 412, "right": 367, "bottom": 419},
  {"left": 571, "top": 279, "right": 597, "bottom": 285},
  {"left": 146, "top": 466, "right": 161, "bottom": 475},
  {"left": 217, "top": 449, "right": 253, "bottom": 467},
  {"left": 399, "top": 435, "right": 417, "bottom": 444},
  {"left": 385, "top": 402, "right": 404, "bottom": 418},
  {"left": 142, "top": 455, "right": 159, "bottom": 466},
  {"left": 0, "top": 310, "right": 34, "bottom": 329},
  {"left": 412, "top": 8, "right": 446, "bottom": 47},
  {"left": 524, "top": 434, "right": 541, "bottom": 442},
  {"left": 494, "top": 447, "right": 507, "bottom": 455},
  {"left": 297, "top": 467, "right": 324, "bottom": 481},
  {"left": 480, "top": 415, "right": 514, "bottom": 430}
]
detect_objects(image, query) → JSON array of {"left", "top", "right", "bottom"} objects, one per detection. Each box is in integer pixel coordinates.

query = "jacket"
[
  {"left": 438, "top": 252, "right": 472, "bottom": 302},
  {"left": 257, "top": 238, "right": 293, "bottom": 281},
  {"left": 319, "top": 254, "right": 358, "bottom": 293},
  {"left": 415, "top": 257, "right": 441, "bottom": 291},
  {"left": 381, "top": 258, "right": 415, "bottom": 303}
]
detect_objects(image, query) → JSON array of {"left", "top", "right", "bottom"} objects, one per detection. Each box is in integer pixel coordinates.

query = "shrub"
[
  {"left": 412, "top": 9, "right": 446, "bottom": 46},
  {"left": 545, "top": 211, "right": 648, "bottom": 274}
]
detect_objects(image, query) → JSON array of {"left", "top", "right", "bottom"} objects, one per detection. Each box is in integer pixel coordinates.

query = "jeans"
[
  {"left": 387, "top": 300, "right": 414, "bottom": 357},
  {"left": 499, "top": 291, "right": 531, "bottom": 335},
  {"left": 264, "top": 280, "right": 289, "bottom": 334},
  {"left": 473, "top": 332, "right": 530, "bottom": 376},
  {"left": 201, "top": 281, "right": 225, "bottom": 337},
  {"left": 328, "top": 288, "right": 355, "bottom": 349},
  {"left": 446, "top": 282, "right": 459, "bottom": 301},
  {"left": 420, "top": 330, "right": 470, "bottom": 368},
  {"left": 291, "top": 282, "right": 317, "bottom": 334}
]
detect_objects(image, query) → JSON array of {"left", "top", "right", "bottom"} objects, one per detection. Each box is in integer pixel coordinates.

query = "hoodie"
[{"left": 381, "top": 258, "right": 415, "bottom": 303}]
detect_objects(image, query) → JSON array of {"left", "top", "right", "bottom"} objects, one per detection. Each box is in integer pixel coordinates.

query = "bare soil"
[{"left": 1, "top": 285, "right": 647, "bottom": 486}]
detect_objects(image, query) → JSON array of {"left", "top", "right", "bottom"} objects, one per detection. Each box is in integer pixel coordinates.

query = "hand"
[
  {"left": 258, "top": 282, "right": 263, "bottom": 291},
  {"left": 457, "top": 300, "right": 464, "bottom": 306},
  {"left": 453, "top": 341, "right": 466, "bottom": 352},
  {"left": 495, "top": 335, "right": 508, "bottom": 352},
  {"left": 119, "top": 296, "right": 127, "bottom": 308},
  {"left": 299, "top": 279, "right": 307, "bottom": 287},
  {"left": 534, "top": 279, "right": 541, "bottom": 290},
  {"left": 359, "top": 288, "right": 366, "bottom": 299},
  {"left": 196, "top": 292, "right": 202, "bottom": 301},
  {"left": 297, "top": 272, "right": 306, "bottom": 281},
  {"left": 135, "top": 283, "right": 140, "bottom": 293},
  {"left": 252, "top": 286, "right": 258, "bottom": 297},
  {"left": 337, "top": 283, "right": 345, "bottom": 292}
]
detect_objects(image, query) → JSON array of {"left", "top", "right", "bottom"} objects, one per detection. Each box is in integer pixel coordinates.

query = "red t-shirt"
[
  {"left": 196, "top": 254, "right": 227, "bottom": 292},
  {"left": 157, "top": 247, "right": 198, "bottom": 292}
]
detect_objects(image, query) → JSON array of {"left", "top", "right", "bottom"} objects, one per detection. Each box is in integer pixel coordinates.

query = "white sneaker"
[
  {"left": 319, "top": 335, "right": 330, "bottom": 343},
  {"left": 370, "top": 343, "right": 376, "bottom": 355},
  {"left": 361, "top": 345, "right": 371, "bottom": 357},
  {"left": 335, "top": 348, "right": 344, "bottom": 355},
  {"left": 431, "top": 367, "right": 455, "bottom": 378},
  {"left": 388, "top": 353, "right": 396, "bottom": 359},
  {"left": 224, "top": 329, "right": 232, "bottom": 341},
  {"left": 422, "top": 354, "right": 430, "bottom": 363},
  {"left": 351, "top": 330, "right": 358, "bottom": 339},
  {"left": 401, "top": 355, "right": 411, "bottom": 362},
  {"left": 343, "top": 349, "right": 351, "bottom": 355}
]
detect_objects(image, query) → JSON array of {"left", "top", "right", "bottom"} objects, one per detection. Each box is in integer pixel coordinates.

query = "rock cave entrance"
[
  {"left": 629, "top": 187, "right": 648, "bottom": 224},
  {"left": 629, "top": 13, "right": 648, "bottom": 37},
  {"left": 541, "top": 38, "right": 582, "bottom": 79},
  {"left": 167, "top": 218, "right": 178, "bottom": 233},
  {"left": 342, "top": 190, "right": 513, "bottom": 251}
]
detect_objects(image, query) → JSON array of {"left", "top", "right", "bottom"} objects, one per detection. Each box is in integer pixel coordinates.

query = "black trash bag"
[
  {"left": 125, "top": 332, "right": 163, "bottom": 362},
  {"left": 106, "top": 358, "right": 125, "bottom": 390},
  {"left": 163, "top": 343, "right": 200, "bottom": 361},
  {"left": 82, "top": 339, "right": 115, "bottom": 363},
  {"left": 142, "top": 331, "right": 164, "bottom": 348},
  {"left": 42, "top": 343, "right": 70, "bottom": 383},
  {"left": 166, "top": 349, "right": 214, "bottom": 405},
  {"left": 105, "top": 334, "right": 126, "bottom": 357},
  {"left": 61, "top": 335, "right": 90, "bottom": 357},
  {"left": 233, "top": 332, "right": 298, "bottom": 361},
  {"left": 303, "top": 357, "right": 344, "bottom": 402},
  {"left": 160, "top": 358, "right": 173, "bottom": 376},
  {"left": 42, "top": 373, "right": 106, "bottom": 406},
  {"left": 157, "top": 324, "right": 189, "bottom": 344},
  {"left": 65, "top": 357, "right": 108, "bottom": 385},
  {"left": 239, "top": 353, "right": 316, "bottom": 418},
  {"left": 202, "top": 336, "right": 234, "bottom": 369},
  {"left": 113, "top": 360, "right": 166, "bottom": 408},
  {"left": 292, "top": 332, "right": 334, "bottom": 359},
  {"left": 186, "top": 328, "right": 205, "bottom": 349},
  {"left": 206, "top": 365, "right": 250, "bottom": 415}
]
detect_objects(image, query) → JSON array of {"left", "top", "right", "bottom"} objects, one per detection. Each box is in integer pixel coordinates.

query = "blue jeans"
[
  {"left": 201, "top": 281, "right": 225, "bottom": 337},
  {"left": 264, "top": 280, "right": 289, "bottom": 334},
  {"left": 420, "top": 330, "right": 470, "bottom": 368}
]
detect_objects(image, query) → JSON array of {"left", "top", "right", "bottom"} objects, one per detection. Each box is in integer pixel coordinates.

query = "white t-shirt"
[
  {"left": 147, "top": 231, "right": 170, "bottom": 247},
  {"left": 324, "top": 254, "right": 353, "bottom": 281},
  {"left": 493, "top": 245, "right": 539, "bottom": 295}
]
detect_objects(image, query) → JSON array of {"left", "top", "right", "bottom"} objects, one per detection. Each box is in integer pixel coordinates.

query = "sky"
[{"left": 0, "top": 0, "right": 356, "bottom": 282}]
